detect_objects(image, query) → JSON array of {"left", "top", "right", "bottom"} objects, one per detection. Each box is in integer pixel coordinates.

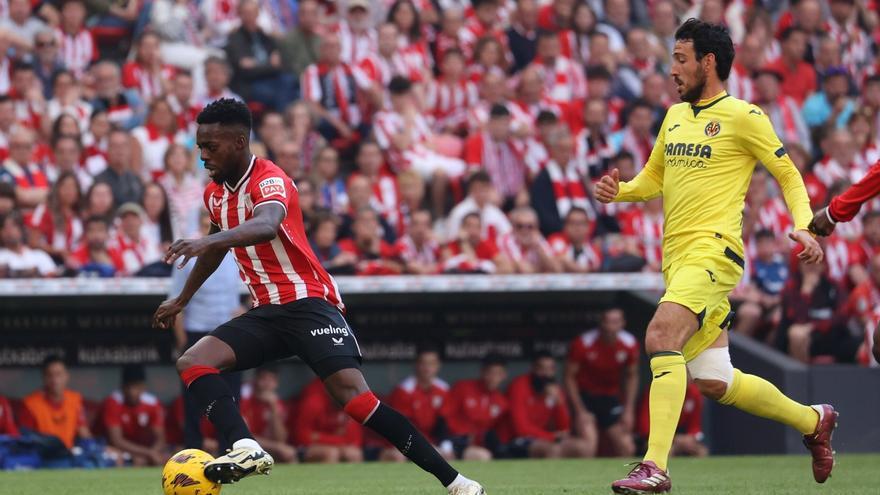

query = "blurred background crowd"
[{"left": 0, "top": 1, "right": 879, "bottom": 464}]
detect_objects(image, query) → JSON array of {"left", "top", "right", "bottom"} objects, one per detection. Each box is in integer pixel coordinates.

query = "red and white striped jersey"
[
  {"left": 512, "top": 97, "right": 566, "bottom": 126},
  {"left": 333, "top": 22, "right": 377, "bottom": 65},
  {"left": 824, "top": 234, "right": 862, "bottom": 284},
  {"left": 424, "top": 78, "right": 479, "bottom": 132},
  {"left": 726, "top": 63, "right": 754, "bottom": 103},
  {"left": 466, "top": 100, "right": 532, "bottom": 135},
  {"left": 813, "top": 156, "right": 850, "bottom": 188},
  {"left": 372, "top": 110, "right": 433, "bottom": 171},
  {"left": 166, "top": 96, "right": 201, "bottom": 136},
  {"left": 349, "top": 171, "right": 403, "bottom": 235},
  {"left": 356, "top": 52, "right": 422, "bottom": 92},
  {"left": 462, "top": 131, "right": 527, "bottom": 199},
  {"left": 616, "top": 127, "right": 655, "bottom": 173},
  {"left": 55, "top": 28, "right": 97, "bottom": 78},
  {"left": 547, "top": 233, "right": 602, "bottom": 272},
  {"left": 496, "top": 231, "right": 555, "bottom": 270},
  {"left": 433, "top": 30, "right": 476, "bottom": 63},
  {"left": 131, "top": 124, "right": 189, "bottom": 182},
  {"left": 619, "top": 208, "right": 664, "bottom": 269},
  {"left": 301, "top": 62, "right": 371, "bottom": 128},
  {"left": 395, "top": 234, "right": 440, "bottom": 271},
  {"left": 754, "top": 197, "right": 793, "bottom": 238},
  {"left": 204, "top": 156, "right": 343, "bottom": 310},
  {"left": 122, "top": 62, "right": 176, "bottom": 102},
  {"left": 111, "top": 231, "right": 161, "bottom": 276},
  {"left": 528, "top": 56, "right": 587, "bottom": 103},
  {"left": 828, "top": 18, "right": 872, "bottom": 76},
  {"left": 462, "top": 18, "right": 508, "bottom": 59},
  {"left": 574, "top": 128, "right": 615, "bottom": 178},
  {"left": 28, "top": 204, "right": 83, "bottom": 252}
]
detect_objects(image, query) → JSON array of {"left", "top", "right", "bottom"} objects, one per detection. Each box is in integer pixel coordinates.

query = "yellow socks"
[
  {"left": 719, "top": 369, "right": 819, "bottom": 435},
  {"left": 643, "top": 352, "right": 687, "bottom": 471}
]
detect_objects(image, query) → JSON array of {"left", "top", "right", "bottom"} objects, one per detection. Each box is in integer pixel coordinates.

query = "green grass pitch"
[{"left": 0, "top": 454, "right": 875, "bottom": 494}]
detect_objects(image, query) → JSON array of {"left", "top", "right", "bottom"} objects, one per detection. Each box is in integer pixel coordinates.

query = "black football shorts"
[{"left": 210, "top": 297, "right": 362, "bottom": 379}]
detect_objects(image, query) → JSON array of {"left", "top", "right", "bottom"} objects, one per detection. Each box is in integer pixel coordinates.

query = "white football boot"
[
  {"left": 447, "top": 478, "right": 486, "bottom": 495},
  {"left": 203, "top": 446, "right": 274, "bottom": 484}
]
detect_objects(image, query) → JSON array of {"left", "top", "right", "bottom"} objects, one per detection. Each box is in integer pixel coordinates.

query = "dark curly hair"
[
  {"left": 196, "top": 97, "right": 253, "bottom": 131},
  {"left": 675, "top": 18, "right": 735, "bottom": 81}
]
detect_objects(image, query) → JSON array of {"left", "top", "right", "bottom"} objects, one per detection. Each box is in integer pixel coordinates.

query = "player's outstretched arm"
[{"left": 811, "top": 159, "right": 880, "bottom": 236}]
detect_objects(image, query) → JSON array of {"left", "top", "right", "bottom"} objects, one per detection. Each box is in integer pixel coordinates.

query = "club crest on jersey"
[
  {"left": 259, "top": 177, "right": 286, "bottom": 199},
  {"left": 704, "top": 120, "right": 721, "bottom": 137}
]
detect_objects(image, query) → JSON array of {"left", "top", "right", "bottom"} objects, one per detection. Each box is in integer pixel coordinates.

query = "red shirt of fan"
[
  {"left": 442, "top": 379, "right": 507, "bottom": 442},
  {"left": 240, "top": 389, "right": 288, "bottom": 438},
  {"left": 101, "top": 391, "right": 164, "bottom": 447},
  {"left": 387, "top": 376, "right": 449, "bottom": 442},
  {"left": 502, "top": 374, "right": 570, "bottom": 442},
  {"left": 567, "top": 329, "right": 639, "bottom": 397},
  {"left": 204, "top": 156, "right": 343, "bottom": 310},
  {"left": 293, "top": 379, "right": 362, "bottom": 447}
]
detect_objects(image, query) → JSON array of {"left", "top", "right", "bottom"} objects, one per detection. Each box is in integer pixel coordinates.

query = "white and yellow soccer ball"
[{"left": 162, "top": 449, "right": 222, "bottom": 495}]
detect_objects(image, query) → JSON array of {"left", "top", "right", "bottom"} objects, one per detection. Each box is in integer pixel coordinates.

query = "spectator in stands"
[
  {"left": 815, "top": 128, "right": 857, "bottom": 189},
  {"left": 34, "top": 31, "right": 65, "bottom": 101},
  {"left": 530, "top": 30, "right": 586, "bottom": 104},
  {"left": 287, "top": 101, "right": 325, "bottom": 175},
  {"left": 297, "top": 176, "right": 319, "bottom": 233},
  {"left": 753, "top": 67, "right": 812, "bottom": 154},
  {"left": 497, "top": 206, "right": 561, "bottom": 273},
  {"left": 506, "top": 0, "right": 539, "bottom": 73},
  {"left": 334, "top": 0, "right": 377, "bottom": 65},
  {"left": 443, "top": 353, "right": 508, "bottom": 461},
  {"left": 149, "top": 0, "right": 216, "bottom": 95},
  {"left": 447, "top": 171, "right": 511, "bottom": 242},
  {"left": 463, "top": 105, "right": 528, "bottom": 210},
  {"left": 309, "top": 211, "right": 356, "bottom": 275},
  {"left": 549, "top": 207, "right": 602, "bottom": 273},
  {"left": 294, "top": 378, "right": 363, "bottom": 463},
  {"left": 778, "top": 254, "right": 857, "bottom": 364},
  {"left": 83, "top": 181, "right": 115, "bottom": 220},
  {"left": 55, "top": 0, "right": 96, "bottom": 78},
  {"left": 90, "top": 61, "right": 146, "bottom": 130},
  {"left": 728, "top": 34, "right": 763, "bottom": 102},
  {"left": 339, "top": 175, "right": 396, "bottom": 243},
  {"left": 69, "top": 215, "right": 123, "bottom": 277},
  {"left": 374, "top": 76, "right": 466, "bottom": 218},
  {"left": 170, "top": 211, "right": 243, "bottom": 451},
  {"left": 0, "top": 183, "right": 15, "bottom": 217},
  {"left": 397, "top": 169, "right": 427, "bottom": 226},
  {"left": 301, "top": 32, "right": 370, "bottom": 146},
  {"left": 425, "top": 47, "right": 479, "bottom": 134},
  {"left": 20, "top": 356, "right": 91, "bottom": 450},
  {"left": 765, "top": 26, "right": 816, "bottom": 104},
  {"left": 159, "top": 144, "right": 201, "bottom": 239},
  {"left": 396, "top": 209, "right": 440, "bottom": 275},
  {"left": 847, "top": 253, "right": 880, "bottom": 366},
  {"left": 734, "top": 230, "right": 786, "bottom": 339},
  {"left": 279, "top": 0, "right": 321, "bottom": 78},
  {"left": 167, "top": 71, "right": 199, "bottom": 136},
  {"left": 274, "top": 141, "right": 303, "bottom": 181},
  {"left": 122, "top": 32, "right": 174, "bottom": 103},
  {"left": 531, "top": 128, "right": 591, "bottom": 236},
  {"left": 574, "top": 97, "right": 614, "bottom": 179},
  {"left": 225, "top": 0, "right": 296, "bottom": 112},
  {"left": 95, "top": 129, "right": 144, "bottom": 207},
  {"left": 49, "top": 135, "right": 92, "bottom": 191},
  {"left": 131, "top": 99, "right": 188, "bottom": 182},
  {"left": 441, "top": 211, "right": 512, "bottom": 274},
  {"left": 0, "top": 212, "right": 57, "bottom": 277},
  {"left": 565, "top": 307, "right": 639, "bottom": 457},
  {"left": 240, "top": 365, "right": 297, "bottom": 464},
  {"left": 611, "top": 99, "right": 657, "bottom": 168},
  {"left": 0, "top": 128, "right": 49, "bottom": 209},
  {"left": 83, "top": 110, "right": 111, "bottom": 174},
  {"left": 26, "top": 172, "right": 82, "bottom": 264},
  {"left": 1, "top": 0, "right": 45, "bottom": 53},
  {"left": 199, "top": 57, "right": 242, "bottom": 107},
  {"left": 112, "top": 202, "right": 161, "bottom": 276},
  {"left": 802, "top": 66, "right": 856, "bottom": 130},
  {"left": 385, "top": 346, "right": 451, "bottom": 461},
  {"left": 141, "top": 182, "right": 173, "bottom": 253},
  {"left": 0, "top": 394, "right": 19, "bottom": 437},
  {"left": 102, "top": 365, "right": 166, "bottom": 466},
  {"left": 504, "top": 351, "right": 593, "bottom": 459},
  {"left": 351, "top": 141, "right": 402, "bottom": 235},
  {"left": 637, "top": 382, "right": 707, "bottom": 459},
  {"left": 338, "top": 207, "right": 403, "bottom": 276}
]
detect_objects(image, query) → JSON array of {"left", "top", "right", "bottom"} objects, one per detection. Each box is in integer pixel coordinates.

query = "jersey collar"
[
  {"left": 690, "top": 91, "right": 730, "bottom": 117},
  {"left": 224, "top": 155, "right": 256, "bottom": 193}
]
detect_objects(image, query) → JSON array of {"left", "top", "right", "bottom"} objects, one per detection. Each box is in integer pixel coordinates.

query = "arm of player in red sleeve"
[
  {"left": 829, "top": 160, "right": 880, "bottom": 223},
  {"left": 507, "top": 379, "right": 556, "bottom": 441}
]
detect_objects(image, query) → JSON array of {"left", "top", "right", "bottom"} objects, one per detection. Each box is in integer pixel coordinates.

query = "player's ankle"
[{"left": 446, "top": 473, "right": 471, "bottom": 489}]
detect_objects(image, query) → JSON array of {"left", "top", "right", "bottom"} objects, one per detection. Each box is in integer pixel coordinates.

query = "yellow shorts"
[{"left": 659, "top": 238, "right": 745, "bottom": 361}]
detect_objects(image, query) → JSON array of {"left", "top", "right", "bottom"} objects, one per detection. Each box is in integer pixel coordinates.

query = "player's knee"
[
  {"left": 343, "top": 390, "right": 380, "bottom": 424},
  {"left": 695, "top": 379, "right": 728, "bottom": 401},
  {"left": 175, "top": 353, "right": 196, "bottom": 374}
]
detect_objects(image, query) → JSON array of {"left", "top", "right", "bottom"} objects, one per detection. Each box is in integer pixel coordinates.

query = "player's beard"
[{"left": 680, "top": 68, "right": 707, "bottom": 103}]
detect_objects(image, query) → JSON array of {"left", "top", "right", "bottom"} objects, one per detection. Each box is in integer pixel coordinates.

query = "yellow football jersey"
[{"left": 614, "top": 91, "right": 812, "bottom": 270}]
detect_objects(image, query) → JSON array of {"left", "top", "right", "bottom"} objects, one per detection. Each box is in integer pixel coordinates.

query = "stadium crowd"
[
  {"left": 0, "top": 0, "right": 879, "bottom": 467},
  {"left": 0, "top": 308, "right": 708, "bottom": 467}
]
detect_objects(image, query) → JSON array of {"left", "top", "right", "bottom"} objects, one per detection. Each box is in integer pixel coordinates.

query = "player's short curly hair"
[
  {"left": 675, "top": 18, "right": 735, "bottom": 82},
  {"left": 197, "top": 97, "right": 253, "bottom": 131}
]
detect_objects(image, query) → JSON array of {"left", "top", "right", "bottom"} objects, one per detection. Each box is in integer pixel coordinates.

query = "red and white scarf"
[{"left": 545, "top": 159, "right": 592, "bottom": 220}]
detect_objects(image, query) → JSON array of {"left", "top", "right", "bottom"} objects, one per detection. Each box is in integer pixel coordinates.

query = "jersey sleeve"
[
  {"left": 616, "top": 113, "right": 666, "bottom": 202},
  {"left": 738, "top": 105, "right": 812, "bottom": 231},
  {"left": 829, "top": 159, "right": 880, "bottom": 223},
  {"left": 248, "top": 168, "right": 291, "bottom": 216}
]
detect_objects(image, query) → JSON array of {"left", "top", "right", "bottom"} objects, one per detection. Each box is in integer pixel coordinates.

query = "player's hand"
[
  {"left": 808, "top": 207, "right": 836, "bottom": 237},
  {"left": 153, "top": 297, "right": 185, "bottom": 329},
  {"left": 789, "top": 229, "right": 824, "bottom": 264},
  {"left": 164, "top": 237, "right": 215, "bottom": 268},
  {"left": 595, "top": 168, "right": 620, "bottom": 204}
]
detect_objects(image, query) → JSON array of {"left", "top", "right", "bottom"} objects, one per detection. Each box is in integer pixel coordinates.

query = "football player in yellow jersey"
[{"left": 595, "top": 19, "right": 838, "bottom": 494}]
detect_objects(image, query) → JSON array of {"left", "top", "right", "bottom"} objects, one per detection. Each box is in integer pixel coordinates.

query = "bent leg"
[{"left": 322, "top": 366, "right": 460, "bottom": 487}]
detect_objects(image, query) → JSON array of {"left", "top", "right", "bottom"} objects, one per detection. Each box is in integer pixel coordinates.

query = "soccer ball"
[{"left": 161, "top": 449, "right": 222, "bottom": 495}]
